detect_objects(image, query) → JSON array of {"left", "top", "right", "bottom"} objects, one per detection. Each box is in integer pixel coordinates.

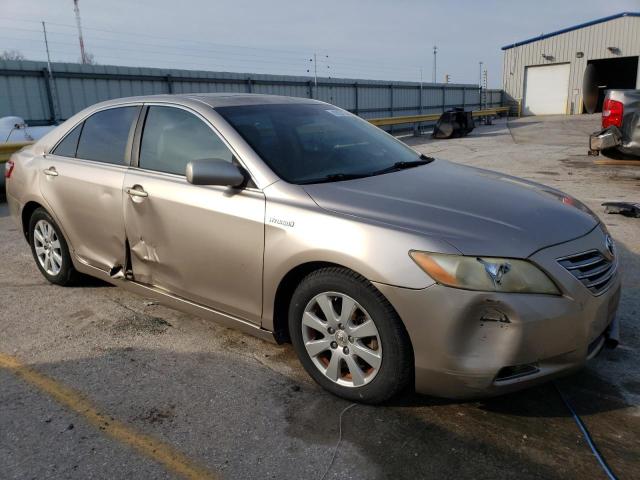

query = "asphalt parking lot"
[{"left": 1, "top": 114, "right": 639, "bottom": 480}]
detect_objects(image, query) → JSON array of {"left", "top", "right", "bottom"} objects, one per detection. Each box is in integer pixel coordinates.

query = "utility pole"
[
  {"left": 42, "top": 22, "right": 54, "bottom": 80},
  {"left": 73, "top": 0, "right": 88, "bottom": 64},
  {"left": 432, "top": 45, "right": 438, "bottom": 83},
  {"left": 41, "top": 21, "right": 58, "bottom": 122}
]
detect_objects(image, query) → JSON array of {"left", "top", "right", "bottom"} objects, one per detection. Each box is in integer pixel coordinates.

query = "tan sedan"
[{"left": 6, "top": 94, "right": 620, "bottom": 403}]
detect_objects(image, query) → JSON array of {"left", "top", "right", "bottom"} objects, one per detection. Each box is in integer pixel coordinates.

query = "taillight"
[
  {"left": 602, "top": 98, "right": 623, "bottom": 129},
  {"left": 4, "top": 159, "right": 15, "bottom": 178}
]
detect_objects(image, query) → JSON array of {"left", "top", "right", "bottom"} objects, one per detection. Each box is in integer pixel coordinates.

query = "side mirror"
[{"left": 186, "top": 158, "right": 246, "bottom": 187}]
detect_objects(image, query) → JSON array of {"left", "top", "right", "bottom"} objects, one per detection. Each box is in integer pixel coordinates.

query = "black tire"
[
  {"left": 288, "top": 267, "right": 413, "bottom": 404},
  {"left": 28, "top": 207, "right": 78, "bottom": 286}
]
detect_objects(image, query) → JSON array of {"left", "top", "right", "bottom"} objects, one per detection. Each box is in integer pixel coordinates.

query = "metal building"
[{"left": 501, "top": 12, "right": 640, "bottom": 115}]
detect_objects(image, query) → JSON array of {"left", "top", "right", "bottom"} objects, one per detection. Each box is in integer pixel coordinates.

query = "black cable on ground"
[
  {"left": 553, "top": 382, "right": 619, "bottom": 480},
  {"left": 319, "top": 403, "right": 357, "bottom": 480}
]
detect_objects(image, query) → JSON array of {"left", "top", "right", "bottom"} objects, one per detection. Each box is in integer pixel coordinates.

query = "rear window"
[{"left": 75, "top": 106, "right": 139, "bottom": 165}]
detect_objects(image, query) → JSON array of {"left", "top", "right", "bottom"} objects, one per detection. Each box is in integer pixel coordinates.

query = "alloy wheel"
[
  {"left": 301, "top": 291, "right": 382, "bottom": 387},
  {"left": 33, "top": 219, "right": 63, "bottom": 276}
]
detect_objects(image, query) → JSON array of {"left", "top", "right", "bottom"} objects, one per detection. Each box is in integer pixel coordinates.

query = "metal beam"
[{"left": 368, "top": 107, "right": 509, "bottom": 126}]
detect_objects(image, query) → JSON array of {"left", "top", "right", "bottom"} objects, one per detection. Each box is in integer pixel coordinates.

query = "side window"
[
  {"left": 52, "top": 123, "right": 83, "bottom": 158},
  {"left": 76, "top": 106, "right": 138, "bottom": 165},
  {"left": 139, "top": 106, "right": 234, "bottom": 176}
]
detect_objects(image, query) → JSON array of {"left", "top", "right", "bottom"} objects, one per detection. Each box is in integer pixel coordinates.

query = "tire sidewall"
[
  {"left": 28, "top": 208, "right": 74, "bottom": 285},
  {"left": 289, "top": 269, "right": 410, "bottom": 403}
]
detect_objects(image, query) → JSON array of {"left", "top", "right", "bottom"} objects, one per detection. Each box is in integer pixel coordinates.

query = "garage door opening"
[
  {"left": 583, "top": 56, "right": 639, "bottom": 113},
  {"left": 523, "top": 63, "right": 571, "bottom": 115}
]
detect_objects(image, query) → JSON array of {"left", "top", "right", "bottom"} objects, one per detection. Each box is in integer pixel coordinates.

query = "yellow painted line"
[{"left": 0, "top": 352, "right": 219, "bottom": 480}]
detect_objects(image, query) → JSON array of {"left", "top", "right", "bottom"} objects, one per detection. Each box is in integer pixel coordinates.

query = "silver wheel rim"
[
  {"left": 34, "top": 219, "right": 62, "bottom": 276},
  {"left": 302, "top": 291, "right": 382, "bottom": 387}
]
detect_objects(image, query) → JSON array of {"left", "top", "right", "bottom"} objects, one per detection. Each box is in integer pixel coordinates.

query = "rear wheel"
[
  {"left": 289, "top": 267, "right": 412, "bottom": 404},
  {"left": 29, "top": 208, "right": 77, "bottom": 286}
]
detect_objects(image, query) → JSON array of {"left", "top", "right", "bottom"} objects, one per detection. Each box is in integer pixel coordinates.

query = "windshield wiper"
[
  {"left": 298, "top": 172, "right": 373, "bottom": 184},
  {"left": 369, "top": 155, "right": 434, "bottom": 176},
  {"left": 297, "top": 155, "right": 434, "bottom": 185}
]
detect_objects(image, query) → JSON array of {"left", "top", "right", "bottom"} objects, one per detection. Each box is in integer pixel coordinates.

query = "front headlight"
[{"left": 409, "top": 251, "right": 560, "bottom": 295}]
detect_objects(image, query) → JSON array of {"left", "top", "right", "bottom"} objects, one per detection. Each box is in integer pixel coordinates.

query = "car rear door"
[
  {"left": 122, "top": 104, "right": 265, "bottom": 324},
  {"left": 40, "top": 105, "right": 141, "bottom": 273}
]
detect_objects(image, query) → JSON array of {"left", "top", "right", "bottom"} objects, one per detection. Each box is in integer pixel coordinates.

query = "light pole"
[
  {"left": 313, "top": 52, "right": 318, "bottom": 89},
  {"left": 307, "top": 54, "right": 318, "bottom": 98},
  {"left": 479, "top": 61, "right": 484, "bottom": 110},
  {"left": 432, "top": 45, "right": 438, "bottom": 83}
]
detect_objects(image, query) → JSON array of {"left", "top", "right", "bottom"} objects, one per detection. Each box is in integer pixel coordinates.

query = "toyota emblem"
[{"left": 605, "top": 235, "right": 615, "bottom": 257}]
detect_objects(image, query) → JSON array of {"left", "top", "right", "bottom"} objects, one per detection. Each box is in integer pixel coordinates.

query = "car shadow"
[
  {"left": 74, "top": 274, "right": 114, "bottom": 288},
  {"left": 600, "top": 148, "right": 640, "bottom": 160}
]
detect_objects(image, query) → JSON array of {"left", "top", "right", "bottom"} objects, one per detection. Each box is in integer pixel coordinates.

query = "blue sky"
[{"left": 1, "top": 0, "right": 637, "bottom": 87}]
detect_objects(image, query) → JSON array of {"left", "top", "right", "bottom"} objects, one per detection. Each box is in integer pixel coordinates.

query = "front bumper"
[{"left": 375, "top": 226, "right": 621, "bottom": 399}]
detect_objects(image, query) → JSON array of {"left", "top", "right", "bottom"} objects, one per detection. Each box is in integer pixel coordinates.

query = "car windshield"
[{"left": 216, "top": 103, "right": 425, "bottom": 184}]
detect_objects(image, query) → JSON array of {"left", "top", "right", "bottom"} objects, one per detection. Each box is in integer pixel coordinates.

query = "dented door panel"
[
  {"left": 123, "top": 169, "right": 265, "bottom": 324},
  {"left": 39, "top": 156, "right": 127, "bottom": 272}
]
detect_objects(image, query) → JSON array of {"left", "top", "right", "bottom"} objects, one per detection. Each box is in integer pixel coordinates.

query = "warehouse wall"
[
  {"left": 502, "top": 14, "right": 640, "bottom": 114},
  {"left": 0, "top": 60, "right": 503, "bottom": 126}
]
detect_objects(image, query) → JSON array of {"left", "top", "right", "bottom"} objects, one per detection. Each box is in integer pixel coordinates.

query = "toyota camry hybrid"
[{"left": 5, "top": 94, "right": 621, "bottom": 403}]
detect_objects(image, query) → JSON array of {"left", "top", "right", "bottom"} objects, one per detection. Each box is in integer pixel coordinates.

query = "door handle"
[
  {"left": 126, "top": 186, "right": 148, "bottom": 198},
  {"left": 43, "top": 167, "right": 58, "bottom": 177}
]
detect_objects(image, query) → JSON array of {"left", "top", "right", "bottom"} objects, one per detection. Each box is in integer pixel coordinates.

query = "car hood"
[{"left": 302, "top": 159, "right": 598, "bottom": 258}]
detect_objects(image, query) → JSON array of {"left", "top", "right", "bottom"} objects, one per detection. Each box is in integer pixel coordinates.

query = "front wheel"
[
  {"left": 29, "top": 208, "right": 78, "bottom": 286},
  {"left": 288, "top": 267, "right": 413, "bottom": 404}
]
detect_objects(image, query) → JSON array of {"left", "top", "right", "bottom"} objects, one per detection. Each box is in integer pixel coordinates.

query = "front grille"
[{"left": 558, "top": 249, "right": 616, "bottom": 295}]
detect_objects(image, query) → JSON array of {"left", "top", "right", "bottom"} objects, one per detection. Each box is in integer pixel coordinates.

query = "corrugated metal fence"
[{"left": 0, "top": 60, "right": 504, "bottom": 126}]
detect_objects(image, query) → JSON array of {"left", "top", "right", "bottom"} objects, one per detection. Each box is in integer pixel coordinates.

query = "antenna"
[{"left": 73, "top": 0, "right": 88, "bottom": 64}]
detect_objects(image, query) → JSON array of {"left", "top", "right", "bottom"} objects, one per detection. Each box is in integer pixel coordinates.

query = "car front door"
[
  {"left": 123, "top": 104, "right": 265, "bottom": 324},
  {"left": 39, "top": 105, "right": 141, "bottom": 273}
]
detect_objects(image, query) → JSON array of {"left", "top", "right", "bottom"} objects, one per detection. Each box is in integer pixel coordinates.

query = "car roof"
[{"left": 93, "top": 93, "right": 322, "bottom": 109}]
